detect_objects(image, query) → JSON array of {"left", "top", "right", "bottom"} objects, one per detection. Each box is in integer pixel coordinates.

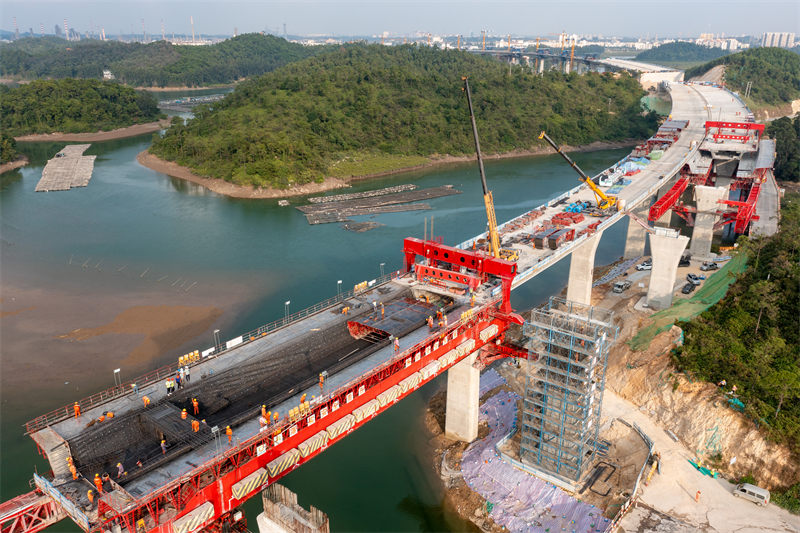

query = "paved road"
[{"left": 603, "top": 392, "right": 800, "bottom": 533}]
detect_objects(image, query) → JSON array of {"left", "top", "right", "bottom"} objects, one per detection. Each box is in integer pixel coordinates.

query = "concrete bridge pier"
[
  {"left": 646, "top": 229, "right": 689, "bottom": 310},
  {"left": 623, "top": 206, "right": 650, "bottom": 259},
  {"left": 689, "top": 185, "right": 728, "bottom": 260},
  {"left": 444, "top": 350, "right": 480, "bottom": 442},
  {"left": 537, "top": 59, "right": 545, "bottom": 74},
  {"left": 566, "top": 230, "right": 604, "bottom": 306}
]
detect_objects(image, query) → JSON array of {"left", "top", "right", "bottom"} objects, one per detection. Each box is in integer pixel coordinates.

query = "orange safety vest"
[
  {"left": 143, "top": 396, "right": 150, "bottom": 407},
  {"left": 181, "top": 410, "right": 187, "bottom": 420},
  {"left": 192, "top": 420, "right": 200, "bottom": 432}
]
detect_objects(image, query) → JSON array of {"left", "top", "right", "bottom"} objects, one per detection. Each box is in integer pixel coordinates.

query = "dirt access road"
[{"left": 606, "top": 392, "right": 800, "bottom": 532}]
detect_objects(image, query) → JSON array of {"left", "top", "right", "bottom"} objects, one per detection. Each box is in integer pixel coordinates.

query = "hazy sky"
[{"left": 1, "top": 0, "right": 798, "bottom": 38}]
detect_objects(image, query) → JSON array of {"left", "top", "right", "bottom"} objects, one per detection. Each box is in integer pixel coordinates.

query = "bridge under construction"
[{"left": 0, "top": 79, "right": 779, "bottom": 533}]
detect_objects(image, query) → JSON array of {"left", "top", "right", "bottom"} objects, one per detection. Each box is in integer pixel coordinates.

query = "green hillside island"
[
  {"left": 635, "top": 42, "right": 731, "bottom": 63},
  {"left": 0, "top": 79, "right": 162, "bottom": 135},
  {"left": 685, "top": 47, "right": 800, "bottom": 107},
  {"left": 0, "top": 34, "right": 318, "bottom": 87},
  {"left": 149, "top": 44, "right": 658, "bottom": 189}
]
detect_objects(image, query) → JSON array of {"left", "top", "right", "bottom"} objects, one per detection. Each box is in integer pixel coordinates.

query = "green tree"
[
  {"left": 761, "top": 369, "right": 800, "bottom": 416},
  {"left": 0, "top": 132, "right": 18, "bottom": 163}
]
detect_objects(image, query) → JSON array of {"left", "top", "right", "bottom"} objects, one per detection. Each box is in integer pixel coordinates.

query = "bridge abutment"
[
  {"left": 566, "top": 230, "right": 603, "bottom": 305},
  {"left": 689, "top": 185, "right": 728, "bottom": 260},
  {"left": 646, "top": 230, "right": 689, "bottom": 310},
  {"left": 444, "top": 350, "right": 480, "bottom": 442}
]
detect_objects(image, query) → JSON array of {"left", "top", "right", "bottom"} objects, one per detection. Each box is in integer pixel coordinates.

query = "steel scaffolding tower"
[{"left": 519, "top": 297, "right": 618, "bottom": 489}]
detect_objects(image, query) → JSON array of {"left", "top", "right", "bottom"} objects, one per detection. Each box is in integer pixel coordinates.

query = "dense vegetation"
[
  {"left": 685, "top": 47, "right": 800, "bottom": 106},
  {"left": 0, "top": 34, "right": 318, "bottom": 87},
  {"left": 151, "top": 44, "right": 657, "bottom": 188},
  {"left": 766, "top": 116, "right": 800, "bottom": 182},
  {"left": 0, "top": 132, "right": 18, "bottom": 163},
  {"left": 673, "top": 195, "right": 800, "bottom": 461},
  {"left": 0, "top": 79, "right": 162, "bottom": 135},
  {"left": 635, "top": 42, "right": 730, "bottom": 63}
]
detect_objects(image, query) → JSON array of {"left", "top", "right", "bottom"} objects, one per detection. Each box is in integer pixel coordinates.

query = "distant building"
[
  {"left": 102, "top": 69, "right": 115, "bottom": 80},
  {"left": 761, "top": 32, "right": 795, "bottom": 48}
]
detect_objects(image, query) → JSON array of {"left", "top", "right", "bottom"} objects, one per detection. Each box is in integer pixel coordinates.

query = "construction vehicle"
[
  {"left": 538, "top": 131, "right": 618, "bottom": 210},
  {"left": 462, "top": 77, "right": 518, "bottom": 262}
]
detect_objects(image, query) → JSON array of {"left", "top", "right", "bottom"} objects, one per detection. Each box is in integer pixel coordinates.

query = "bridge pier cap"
[{"left": 646, "top": 229, "right": 689, "bottom": 310}]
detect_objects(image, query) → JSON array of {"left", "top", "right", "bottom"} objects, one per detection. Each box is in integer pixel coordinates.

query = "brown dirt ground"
[
  {"left": 0, "top": 155, "right": 29, "bottom": 174},
  {"left": 14, "top": 120, "right": 171, "bottom": 142}
]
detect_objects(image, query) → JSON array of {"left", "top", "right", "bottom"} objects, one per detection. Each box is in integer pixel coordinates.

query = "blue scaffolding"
[{"left": 519, "top": 297, "right": 618, "bottom": 488}]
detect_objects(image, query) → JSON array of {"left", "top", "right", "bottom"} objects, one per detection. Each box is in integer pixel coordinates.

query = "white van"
[{"left": 733, "top": 483, "right": 770, "bottom": 506}]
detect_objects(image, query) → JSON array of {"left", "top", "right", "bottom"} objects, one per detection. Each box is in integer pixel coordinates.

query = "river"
[{"left": 0, "top": 135, "right": 632, "bottom": 532}]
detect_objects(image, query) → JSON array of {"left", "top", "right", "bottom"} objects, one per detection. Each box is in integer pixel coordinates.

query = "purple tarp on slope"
[{"left": 461, "top": 388, "right": 610, "bottom": 533}]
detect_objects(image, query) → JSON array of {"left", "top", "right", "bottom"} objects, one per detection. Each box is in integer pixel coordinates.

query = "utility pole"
[
  {"left": 190, "top": 16, "right": 195, "bottom": 44},
  {"left": 482, "top": 29, "right": 486, "bottom": 51}
]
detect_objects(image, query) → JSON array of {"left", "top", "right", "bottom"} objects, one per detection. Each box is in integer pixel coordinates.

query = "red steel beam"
[
  {"left": 78, "top": 305, "right": 518, "bottom": 532},
  {"left": 0, "top": 491, "right": 65, "bottom": 533},
  {"left": 704, "top": 121, "right": 765, "bottom": 134},
  {"left": 734, "top": 181, "right": 761, "bottom": 234},
  {"left": 648, "top": 177, "right": 689, "bottom": 222}
]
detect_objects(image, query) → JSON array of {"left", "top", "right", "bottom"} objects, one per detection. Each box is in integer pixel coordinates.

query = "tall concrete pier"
[
  {"left": 444, "top": 351, "right": 480, "bottom": 442},
  {"left": 647, "top": 229, "right": 689, "bottom": 309},
  {"left": 690, "top": 185, "right": 728, "bottom": 259},
  {"left": 566, "top": 231, "right": 603, "bottom": 305}
]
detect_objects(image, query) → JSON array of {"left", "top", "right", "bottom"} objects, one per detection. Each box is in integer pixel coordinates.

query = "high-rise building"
[{"left": 762, "top": 32, "right": 795, "bottom": 48}]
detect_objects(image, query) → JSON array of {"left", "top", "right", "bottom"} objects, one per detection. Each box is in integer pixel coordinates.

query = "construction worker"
[
  {"left": 165, "top": 378, "right": 171, "bottom": 396},
  {"left": 372, "top": 301, "right": 377, "bottom": 317},
  {"left": 259, "top": 415, "right": 267, "bottom": 428},
  {"left": 261, "top": 404, "right": 267, "bottom": 419},
  {"left": 184, "top": 365, "right": 190, "bottom": 383},
  {"left": 192, "top": 398, "right": 199, "bottom": 416},
  {"left": 301, "top": 393, "right": 307, "bottom": 404},
  {"left": 136, "top": 460, "right": 143, "bottom": 469},
  {"left": 87, "top": 489, "right": 94, "bottom": 505},
  {"left": 380, "top": 303, "right": 385, "bottom": 318},
  {"left": 428, "top": 316, "right": 434, "bottom": 330},
  {"left": 443, "top": 315, "right": 448, "bottom": 327},
  {"left": 181, "top": 408, "right": 187, "bottom": 420},
  {"left": 394, "top": 337, "right": 400, "bottom": 352},
  {"left": 117, "top": 462, "right": 124, "bottom": 478},
  {"left": 73, "top": 402, "right": 81, "bottom": 419},
  {"left": 143, "top": 395, "right": 151, "bottom": 408},
  {"left": 695, "top": 490, "right": 701, "bottom": 502},
  {"left": 131, "top": 382, "right": 139, "bottom": 396},
  {"left": 226, "top": 426, "right": 233, "bottom": 445},
  {"left": 273, "top": 412, "right": 279, "bottom": 423},
  {"left": 69, "top": 463, "right": 78, "bottom": 481},
  {"left": 160, "top": 439, "right": 167, "bottom": 455},
  {"left": 192, "top": 419, "right": 200, "bottom": 432},
  {"left": 93, "top": 474, "right": 103, "bottom": 494}
]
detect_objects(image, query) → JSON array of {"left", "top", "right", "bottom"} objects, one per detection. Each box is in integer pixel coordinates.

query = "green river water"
[{"left": 0, "top": 134, "right": 632, "bottom": 532}]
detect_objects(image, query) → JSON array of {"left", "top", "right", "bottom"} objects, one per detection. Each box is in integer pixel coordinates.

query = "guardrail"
[{"left": 24, "top": 272, "right": 402, "bottom": 434}]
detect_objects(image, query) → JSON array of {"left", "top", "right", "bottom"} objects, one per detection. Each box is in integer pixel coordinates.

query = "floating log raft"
[
  {"left": 298, "top": 185, "right": 461, "bottom": 224},
  {"left": 35, "top": 144, "right": 96, "bottom": 192},
  {"left": 308, "top": 184, "right": 416, "bottom": 204}
]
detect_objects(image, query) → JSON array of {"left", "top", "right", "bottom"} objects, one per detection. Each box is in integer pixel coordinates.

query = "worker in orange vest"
[
  {"left": 192, "top": 398, "right": 199, "bottom": 416},
  {"left": 226, "top": 426, "right": 233, "bottom": 445},
  {"left": 261, "top": 404, "right": 267, "bottom": 419},
  {"left": 142, "top": 396, "right": 150, "bottom": 408},
  {"left": 160, "top": 439, "right": 167, "bottom": 455},
  {"left": 87, "top": 490, "right": 94, "bottom": 505},
  {"left": 191, "top": 419, "right": 200, "bottom": 432},
  {"left": 69, "top": 463, "right": 78, "bottom": 480},
  {"left": 180, "top": 408, "right": 187, "bottom": 420},
  {"left": 73, "top": 402, "right": 81, "bottom": 419},
  {"left": 93, "top": 474, "right": 103, "bottom": 494}
]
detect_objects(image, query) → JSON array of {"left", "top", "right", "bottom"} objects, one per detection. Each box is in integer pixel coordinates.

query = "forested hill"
[
  {"left": 635, "top": 42, "right": 730, "bottom": 63},
  {"left": 0, "top": 34, "right": 318, "bottom": 87},
  {"left": 0, "top": 79, "right": 162, "bottom": 135},
  {"left": 685, "top": 47, "right": 800, "bottom": 106},
  {"left": 150, "top": 44, "right": 657, "bottom": 189}
]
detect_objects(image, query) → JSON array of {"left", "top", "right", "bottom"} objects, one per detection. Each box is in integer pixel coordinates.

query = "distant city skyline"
[{"left": 1, "top": 0, "right": 798, "bottom": 39}]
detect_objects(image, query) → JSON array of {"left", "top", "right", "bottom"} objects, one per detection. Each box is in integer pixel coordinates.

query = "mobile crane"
[
  {"left": 538, "top": 131, "right": 618, "bottom": 210},
  {"left": 462, "top": 77, "right": 518, "bottom": 261}
]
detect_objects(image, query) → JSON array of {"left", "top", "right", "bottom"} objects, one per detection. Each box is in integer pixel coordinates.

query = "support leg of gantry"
[
  {"left": 646, "top": 230, "right": 690, "bottom": 310},
  {"left": 257, "top": 513, "right": 293, "bottom": 533},
  {"left": 444, "top": 350, "right": 480, "bottom": 442},
  {"left": 689, "top": 185, "right": 728, "bottom": 260},
  {"left": 566, "top": 230, "right": 603, "bottom": 306},
  {"left": 623, "top": 206, "right": 649, "bottom": 260}
]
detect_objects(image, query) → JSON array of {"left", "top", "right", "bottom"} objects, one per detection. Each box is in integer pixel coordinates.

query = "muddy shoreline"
[
  {"left": 0, "top": 155, "right": 29, "bottom": 174},
  {"left": 138, "top": 139, "right": 637, "bottom": 200},
  {"left": 14, "top": 119, "right": 171, "bottom": 142}
]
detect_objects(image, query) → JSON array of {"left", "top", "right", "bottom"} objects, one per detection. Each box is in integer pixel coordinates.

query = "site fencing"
[{"left": 24, "top": 272, "right": 402, "bottom": 434}]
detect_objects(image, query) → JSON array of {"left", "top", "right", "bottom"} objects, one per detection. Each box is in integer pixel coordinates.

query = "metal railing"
[{"left": 24, "top": 272, "right": 403, "bottom": 434}]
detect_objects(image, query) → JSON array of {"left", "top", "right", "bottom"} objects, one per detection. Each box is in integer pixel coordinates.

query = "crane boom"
[
  {"left": 538, "top": 131, "right": 617, "bottom": 210},
  {"left": 463, "top": 77, "right": 502, "bottom": 259}
]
